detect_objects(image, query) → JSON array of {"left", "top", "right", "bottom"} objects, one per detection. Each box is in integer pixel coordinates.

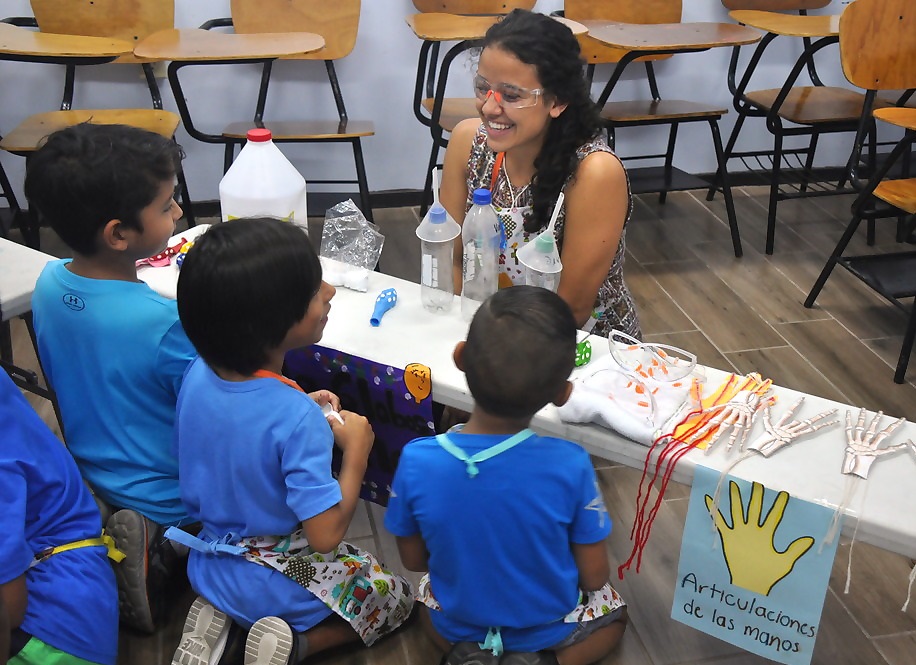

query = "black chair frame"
[
  {"left": 414, "top": 37, "right": 482, "bottom": 216},
  {"left": 804, "top": 128, "right": 916, "bottom": 383},
  {"left": 178, "top": 18, "right": 373, "bottom": 222},
  {"left": 709, "top": 32, "right": 882, "bottom": 254},
  {"left": 593, "top": 47, "right": 744, "bottom": 257},
  {"left": 0, "top": 16, "right": 194, "bottom": 247}
]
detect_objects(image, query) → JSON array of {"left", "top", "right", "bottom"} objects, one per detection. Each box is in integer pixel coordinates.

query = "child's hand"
[
  {"left": 309, "top": 390, "right": 341, "bottom": 412},
  {"left": 330, "top": 410, "right": 375, "bottom": 459}
]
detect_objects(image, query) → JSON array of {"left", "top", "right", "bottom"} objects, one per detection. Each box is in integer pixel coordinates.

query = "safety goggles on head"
[
  {"left": 473, "top": 74, "right": 543, "bottom": 109},
  {"left": 608, "top": 330, "right": 701, "bottom": 383}
]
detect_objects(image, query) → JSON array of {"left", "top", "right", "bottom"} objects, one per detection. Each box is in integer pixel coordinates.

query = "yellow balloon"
[{"left": 404, "top": 363, "right": 431, "bottom": 403}]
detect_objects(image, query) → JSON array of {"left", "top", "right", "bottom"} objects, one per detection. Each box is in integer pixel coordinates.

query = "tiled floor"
[{"left": 6, "top": 184, "right": 915, "bottom": 664}]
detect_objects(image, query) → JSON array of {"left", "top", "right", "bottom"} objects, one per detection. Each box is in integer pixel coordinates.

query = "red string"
[{"left": 618, "top": 375, "right": 742, "bottom": 580}]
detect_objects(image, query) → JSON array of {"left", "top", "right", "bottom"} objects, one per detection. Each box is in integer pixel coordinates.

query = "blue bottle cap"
[{"left": 472, "top": 188, "right": 492, "bottom": 206}]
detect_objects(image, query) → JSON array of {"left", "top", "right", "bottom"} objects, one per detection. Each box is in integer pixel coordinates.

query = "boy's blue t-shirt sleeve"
[
  {"left": 384, "top": 443, "right": 419, "bottom": 537},
  {"left": 281, "top": 405, "right": 343, "bottom": 523},
  {"left": 0, "top": 467, "right": 33, "bottom": 584},
  {"left": 570, "top": 456, "right": 612, "bottom": 545},
  {"left": 157, "top": 319, "right": 198, "bottom": 397}
]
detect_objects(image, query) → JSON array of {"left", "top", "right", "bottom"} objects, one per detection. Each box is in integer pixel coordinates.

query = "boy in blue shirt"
[
  {"left": 0, "top": 368, "right": 119, "bottom": 665},
  {"left": 25, "top": 123, "right": 197, "bottom": 633},
  {"left": 385, "top": 287, "right": 627, "bottom": 665}
]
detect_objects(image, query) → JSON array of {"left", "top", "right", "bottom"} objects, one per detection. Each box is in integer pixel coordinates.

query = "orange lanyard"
[
  {"left": 252, "top": 369, "right": 304, "bottom": 393},
  {"left": 490, "top": 151, "right": 505, "bottom": 193}
]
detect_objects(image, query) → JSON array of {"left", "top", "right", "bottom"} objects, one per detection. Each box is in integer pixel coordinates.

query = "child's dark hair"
[
  {"left": 23, "top": 123, "right": 183, "bottom": 256},
  {"left": 463, "top": 286, "right": 577, "bottom": 419},
  {"left": 177, "top": 218, "right": 322, "bottom": 376},
  {"left": 482, "top": 9, "right": 604, "bottom": 233}
]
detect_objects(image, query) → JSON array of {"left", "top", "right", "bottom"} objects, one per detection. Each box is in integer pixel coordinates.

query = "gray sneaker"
[
  {"left": 244, "top": 616, "right": 296, "bottom": 665},
  {"left": 172, "top": 596, "right": 231, "bottom": 665},
  {"left": 106, "top": 509, "right": 165, "bottom": 633}
]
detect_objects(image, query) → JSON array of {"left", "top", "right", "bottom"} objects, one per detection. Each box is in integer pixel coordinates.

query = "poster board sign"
[
  {"left": 285, "top": 345, "right": 435, "bottom": 506},
  {"left": 672, "top": 465, "right": 840, "bottom": 665}
]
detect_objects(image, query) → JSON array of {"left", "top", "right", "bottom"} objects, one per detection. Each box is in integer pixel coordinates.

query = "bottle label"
[
  {"left": 463, "top": 241, "right": 477, "bottom": 282},
  {"left": 421, "top": 254, "right": 438, "bottom": 287}
]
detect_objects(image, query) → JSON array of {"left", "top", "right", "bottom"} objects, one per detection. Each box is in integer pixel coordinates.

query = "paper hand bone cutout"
[
  {"left": 842, "top": 408, "right": 909, "bottom": 479},
  {"left": 746, "top": 397, "right": 839, "bottom": 457},
  {"left": 693, "top": 373, "right": 775, "bottom": 454}
]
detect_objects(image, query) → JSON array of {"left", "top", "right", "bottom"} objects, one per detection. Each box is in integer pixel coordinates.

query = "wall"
[{"left": 0, "top": 0, "right": 858, "bottom": 206}]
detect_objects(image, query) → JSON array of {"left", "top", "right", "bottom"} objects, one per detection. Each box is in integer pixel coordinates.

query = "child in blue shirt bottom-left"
[{"left": 0, "top": 369, "right": 119, "bottom": 665}]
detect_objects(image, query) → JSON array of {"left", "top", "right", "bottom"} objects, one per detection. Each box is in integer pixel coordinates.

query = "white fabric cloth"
[{"left": 557, "top": 355, "right": 694, "bottom": 445}]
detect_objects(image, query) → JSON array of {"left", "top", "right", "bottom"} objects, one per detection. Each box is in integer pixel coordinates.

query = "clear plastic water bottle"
[
  {"left": 461, "top": 188, "right": 501, "bottom": 320},
  {"left": 416, "top": 204, "right": 461, "bottom": 313},
  {"left": 219, "top": 128, "right": 308, "bottom": 232}
]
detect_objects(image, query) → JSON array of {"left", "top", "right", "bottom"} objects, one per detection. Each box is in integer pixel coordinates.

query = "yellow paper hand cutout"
[{"left": 705, "top": 481, "right": 814, "bottom": 596}]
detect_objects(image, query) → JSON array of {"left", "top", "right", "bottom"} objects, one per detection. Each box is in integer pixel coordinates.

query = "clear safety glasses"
[
  {"left": 608, "top": 330, "right": 700, "bottom": 383},
  {"left": 473, "top": 74, "right": 543, "bottom": 109}
]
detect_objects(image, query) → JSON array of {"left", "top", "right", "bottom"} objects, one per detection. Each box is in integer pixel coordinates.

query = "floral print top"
[{"left": 465, "top": 124, "right": 641, "bottom": 338}]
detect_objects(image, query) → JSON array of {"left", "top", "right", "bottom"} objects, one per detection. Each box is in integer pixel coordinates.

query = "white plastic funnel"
[{"left": 416, "top": 203, "right": 460, "bottom": 243}]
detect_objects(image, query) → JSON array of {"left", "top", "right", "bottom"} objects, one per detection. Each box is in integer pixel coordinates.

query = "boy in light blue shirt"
[{"left": 26, "top": 123, "right": 196, "bottom": 633}]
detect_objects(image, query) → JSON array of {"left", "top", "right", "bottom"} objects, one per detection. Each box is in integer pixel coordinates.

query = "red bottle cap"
[{"left": 247, "top": 128, "right": 272, "bottom": 142}]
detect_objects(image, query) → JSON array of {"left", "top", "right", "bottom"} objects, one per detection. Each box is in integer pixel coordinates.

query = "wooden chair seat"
[
  {"left": 0, "top": 109, "right": 180, "bottom": 153},
  {"left": 222, "top": 120, "right": 374, "bottom": 141},
  {"left": 601, "top": 99, "right": 727, "bottom": 124},
  {"left": 420, "top": 98, "right": 478, "bottom": 132},
  {"left": 873, "top": 179, "right": 916, "bottom": 215},
  {"left": 745, "top": 86, "right": 880, "bottom": 125},
  {"left": 870, "top": 105, "right": 916, "bottom": 215}
]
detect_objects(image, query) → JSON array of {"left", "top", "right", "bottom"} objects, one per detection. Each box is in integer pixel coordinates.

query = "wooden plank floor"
[{"left": 6, "top": 185, "right": 915, "bottom": 664}]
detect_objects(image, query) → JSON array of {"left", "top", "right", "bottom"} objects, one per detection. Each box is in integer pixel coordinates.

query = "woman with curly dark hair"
[{"left": 442, "top": 8, "right": 640, "bottom": 339}]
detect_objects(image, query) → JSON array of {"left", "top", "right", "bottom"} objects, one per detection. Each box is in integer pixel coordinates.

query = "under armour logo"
[{"left": 62, "top": 294, "right": 85, "bottom": 311}]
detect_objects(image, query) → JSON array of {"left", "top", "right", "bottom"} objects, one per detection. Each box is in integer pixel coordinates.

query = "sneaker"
[
  {"left": 106, "top": 509, "right": 174, "bottom": 633},
  {"left": 244, "top": 616, "right": 296, "bottom": 665},
  {"left": 442, "top": 642, "right": 501, "bottom": 665},
  {"left": 106, "top": 509, "right": 154, "bottom": 632},
  {"left": 172, "top": 596, "right": 231, "bottom": 665}
]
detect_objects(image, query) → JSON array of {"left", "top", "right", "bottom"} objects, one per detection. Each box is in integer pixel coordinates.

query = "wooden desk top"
[
  {"left": 875, "top": 106, "right": 916, "bottom": 132},
  {"left": 406, "top": 13, "right": 586, "bottom": 42},
  {"left": 133, "top": 28, "right": 324, "bottom": 62},
  {"left": 583, "top": 20, "right": 761, "bottom": 52},
  {"left": 406, "top": 13, "right": 498, "bottom": 41},
  {"left": 729, "top": 10, "right": 840, "bottom": 38},
  {"left": 0, "top": 22, "right": 132, "bottom": 59}
]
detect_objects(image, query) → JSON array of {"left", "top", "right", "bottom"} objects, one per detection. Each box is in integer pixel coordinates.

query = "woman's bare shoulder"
[
  {"left": 452, "top": 118, "right": 482, "bottom": 144},
  {"left": 575, "top": 148, "right": 626, "bottom": 185}
]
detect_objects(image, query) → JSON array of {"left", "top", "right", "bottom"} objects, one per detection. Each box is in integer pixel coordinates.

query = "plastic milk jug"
[
  {"left": 219, "top": 128, "right": 308, "bottom": 232},
  {"left": 461, "top": 188, "right": 501, "bottom": 319},
  {"left": 416, "top": 203, "right": 461, "bottom": 313}
]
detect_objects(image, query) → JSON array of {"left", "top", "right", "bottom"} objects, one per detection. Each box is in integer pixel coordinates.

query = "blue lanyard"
[{"left": 435, "top": 429, "right": 535, "bottom": 478}]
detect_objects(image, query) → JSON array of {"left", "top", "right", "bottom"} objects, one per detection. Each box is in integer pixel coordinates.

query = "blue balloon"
[{"left": 370, "top": 288, "right": 398, "bottom": 327}]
